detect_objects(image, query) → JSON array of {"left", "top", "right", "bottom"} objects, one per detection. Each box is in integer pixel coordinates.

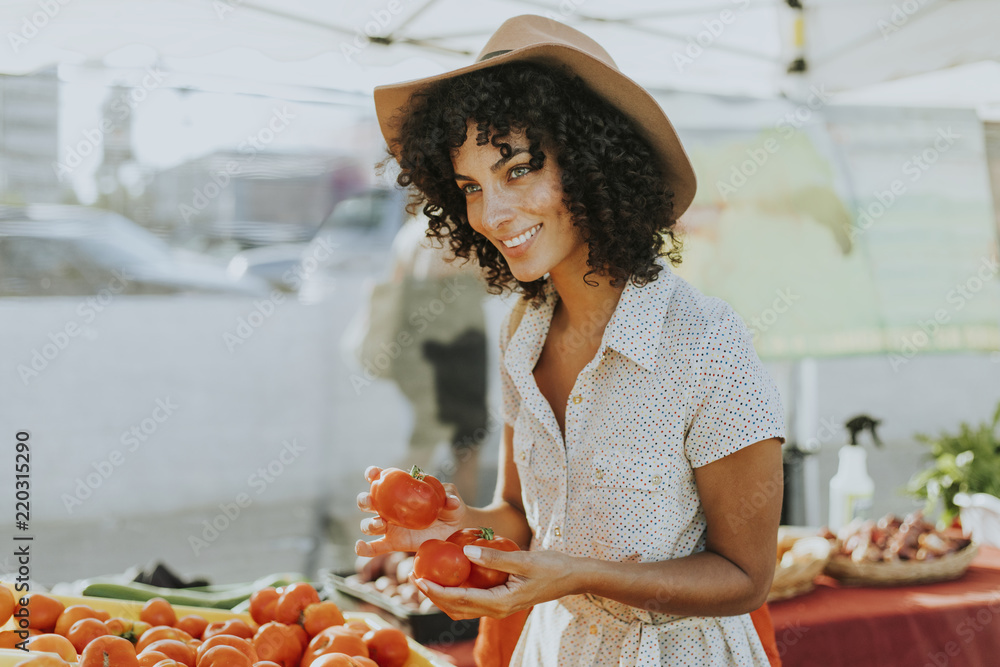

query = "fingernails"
[
  {"left": 356, "top": 492, "right": 367, "bottom": 506},
  {"left": 463, "top": 545, "right": 482, "bottom": 560}
]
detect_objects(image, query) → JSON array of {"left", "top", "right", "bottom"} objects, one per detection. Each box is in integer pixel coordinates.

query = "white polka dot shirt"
[{"left": 501, "top": 258, "right": 786, "bottom": 666}]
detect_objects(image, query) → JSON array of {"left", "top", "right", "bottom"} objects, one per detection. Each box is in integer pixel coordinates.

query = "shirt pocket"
[
  {"left": 591, "top": 451, "right": 677, "bottom": 490},
  {"left": 587, "top": 451, "right": 681, "bottom": 560}
]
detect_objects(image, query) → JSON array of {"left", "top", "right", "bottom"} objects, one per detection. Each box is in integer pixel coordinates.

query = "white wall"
[{"left": 0, "top": 291, "right": 408, "bottom": 525}]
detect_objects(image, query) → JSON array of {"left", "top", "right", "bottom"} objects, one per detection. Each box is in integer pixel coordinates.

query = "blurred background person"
[{"left": 346, "top": 214, "right": 491, "bottom": 503}]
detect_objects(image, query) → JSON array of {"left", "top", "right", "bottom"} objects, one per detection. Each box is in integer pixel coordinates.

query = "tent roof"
[
  {"left": 832, "top": 61, "right": 1000, "bottom": 120},
  {"left": 2, "top": 0, "right": 999, "bottom": 100}
]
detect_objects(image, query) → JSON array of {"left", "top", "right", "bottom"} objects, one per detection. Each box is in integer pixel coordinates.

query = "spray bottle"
[{"left": 828, "top": 415, "right": 882, "bottom": 531}]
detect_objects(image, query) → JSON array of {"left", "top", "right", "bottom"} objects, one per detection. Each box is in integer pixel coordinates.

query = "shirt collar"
[
  {"left": 502, "top": 259, "right": 675, "bottom": 446},
  {"left": 602, "top": 259, "right": 675, "bottom": 372},
  {"left": 522, "top": 258, "right": 675, "bottom": 373}
]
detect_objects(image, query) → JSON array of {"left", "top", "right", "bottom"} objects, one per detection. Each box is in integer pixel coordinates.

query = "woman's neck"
[{"left": 548, "top": 251, "right": 626, "bottom": 338}]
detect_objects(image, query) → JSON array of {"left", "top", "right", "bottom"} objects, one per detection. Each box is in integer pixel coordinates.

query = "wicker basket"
[
  {"left": 767, "top": 535, "right": 832, "bottom": 602},
  {"left": 824, "top": 542, "right": 979, "bottom": 587}
]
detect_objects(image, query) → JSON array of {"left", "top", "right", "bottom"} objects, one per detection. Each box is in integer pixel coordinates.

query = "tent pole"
[{"left": 796, "top": 357, "right": 822, "bottom": 526}]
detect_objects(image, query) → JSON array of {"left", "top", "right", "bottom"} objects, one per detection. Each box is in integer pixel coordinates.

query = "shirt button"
[
  {"left": 589, "top": 624, "right": 598, "bottom": 635},
  {"left": 519, "top": 451, "right": 526, "bottom": 462},
  {"left": 554, "top": 526, "right": 562, "bottom": 538},
  {"left": 595, "top": 469, "right": 604, "bottom": 480},
  {"left": 571, "top": 395, "right": 583, "bottom": 405},
  {"left": 652, "top": 474, "right": 662, "bottom": 485}
]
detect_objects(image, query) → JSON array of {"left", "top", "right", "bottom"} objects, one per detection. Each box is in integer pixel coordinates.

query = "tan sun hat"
[{"left": 373, "top": 14, "right": 698, "bottom": 217}]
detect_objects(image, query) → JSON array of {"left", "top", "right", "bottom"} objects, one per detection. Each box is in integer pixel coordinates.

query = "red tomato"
[
  {"left": 198, "top": 644, "right": 251, "bottom": 667},
  {"left": 79, "top": 635, "right": 139, "bottom": 667},
  {"left": 249, "top": 588, "right": 280, "bottom": 625},
  {"left": 362, "top": 628, "right": 409, "bottom": 667},
  {"left": 369, "top": 466, "right": 447, "bottom": 530},
  {"left": 413, "top": 539, "right": 471, "bottom": 587},
  {"left": 309, "top": 655, "right": 359, "bottom": 667},
  {"left": 301, "top": 627, "right": 367, "bottom": 667},
  {"left": 252, "top": 621, "right": 304, "bottom": 667},
  {"left": 446, "top": 527, "right": 520, "bottom": 588},
  {"left": 273, "top": 582, "right": 321, "bottom": 626},
  {"left": 196, "top": 634, "right": 258, "bottom": 664},
  {"left": 203, "top": 618, "right": 255, "bottom": 640}
]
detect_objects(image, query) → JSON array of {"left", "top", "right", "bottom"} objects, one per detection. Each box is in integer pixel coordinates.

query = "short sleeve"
[
  {"left": 684, "top": 308, "right": 786, "bottom": 468},
  {"left": 499, "top": 307, "right": 521, "bottom": 427}
]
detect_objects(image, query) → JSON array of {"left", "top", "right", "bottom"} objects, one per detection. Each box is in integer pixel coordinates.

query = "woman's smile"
[{"left": 499, "top": 223, "right": 542, "bottom": 257}]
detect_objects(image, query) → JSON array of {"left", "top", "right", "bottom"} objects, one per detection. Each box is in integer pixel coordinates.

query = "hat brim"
[{"left": 374, "top": 43, "right": 697, "bottom": 218}]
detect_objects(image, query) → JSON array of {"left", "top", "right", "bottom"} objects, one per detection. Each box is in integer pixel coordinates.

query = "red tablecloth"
[{"left": 769, "top": 545, "right": 1000, "bottom": 667}]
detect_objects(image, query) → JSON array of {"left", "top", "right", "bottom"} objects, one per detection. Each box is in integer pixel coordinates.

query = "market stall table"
[{"left": 769, "top": 545, "right": 1000, "bottom": 667}]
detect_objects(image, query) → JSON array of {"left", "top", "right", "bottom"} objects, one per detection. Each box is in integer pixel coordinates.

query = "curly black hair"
[{"left": 386, "top": 61, "right": 683, "bottom": 302}]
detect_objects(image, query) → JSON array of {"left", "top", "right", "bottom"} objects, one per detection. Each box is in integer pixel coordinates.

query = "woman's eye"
[
  {"left": 510, "top": 165, "right": 531, "bottom": 179},
  {"left": 461, "top": 183, "right": 481, "bottom": 195}
]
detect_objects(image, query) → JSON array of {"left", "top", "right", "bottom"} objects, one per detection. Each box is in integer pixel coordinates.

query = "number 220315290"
[{"left": 14, "top": 431, "right": 30, "bottom": 528}]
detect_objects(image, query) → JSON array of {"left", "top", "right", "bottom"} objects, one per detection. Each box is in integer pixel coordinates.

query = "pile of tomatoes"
[
  {"left": 0, "top": 582, "right": 410, "bottom": 667},
  {"left": 369, "top": 467, "right": 519, "bottom": 589}
]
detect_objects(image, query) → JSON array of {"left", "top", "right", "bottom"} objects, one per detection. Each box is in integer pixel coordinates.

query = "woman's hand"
[
  {"left": 411, "top": 545, "right": 581, "bottom": 620},
  {"left": 356, "top": 466, "right": 468, "bottom": 557}
]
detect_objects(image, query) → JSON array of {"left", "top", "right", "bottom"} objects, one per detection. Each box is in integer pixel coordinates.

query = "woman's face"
[{"left": 452, "top": 122, "right": 587, "bottom": 283}]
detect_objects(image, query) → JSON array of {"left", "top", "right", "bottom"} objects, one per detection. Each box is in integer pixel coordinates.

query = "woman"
[{"left": 356, "top": 15, "right": 786, "bottom": 666}]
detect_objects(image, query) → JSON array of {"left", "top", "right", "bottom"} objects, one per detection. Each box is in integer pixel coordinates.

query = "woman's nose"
[{"left": 481, "top": 189, "right": 515, "bottom": 233}]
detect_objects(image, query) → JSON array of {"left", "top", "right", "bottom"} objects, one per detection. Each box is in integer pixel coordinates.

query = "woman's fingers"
[
  {"left": 355, "top": 537, "right": 396, "bottom": 558},
  {"left": 463, "top": 546, "right": 529, "bottom": 576},
  {"left": 412, "top": 577, "right": 514, "bottom": 620},
  {"left": 437, "top": 494, "right": 465, "bottom": 522},
  {"left": 357, "top": 491, "right": 375, "bottom": 513},
  {"left": 411, "top": 577, "right": 470, "bottom": 618},
  {"left": 365, "top": 466, "right": 383, "bottom": 483},
  {"left": 359, "top": 515, "right": 386, "bottom": 536},
  {"left": 413, "top": 550, "right": 573, "bottom": 620}
]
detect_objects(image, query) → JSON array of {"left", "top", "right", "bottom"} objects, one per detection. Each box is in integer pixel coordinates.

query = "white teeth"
[{"left": 502, "top": 224, "right": 541, "bottom": 248}]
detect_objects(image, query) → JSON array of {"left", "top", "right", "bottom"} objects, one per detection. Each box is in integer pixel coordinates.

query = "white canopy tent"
[{"left": 2, "top": 0, "right": 1000, "bottom": 99}]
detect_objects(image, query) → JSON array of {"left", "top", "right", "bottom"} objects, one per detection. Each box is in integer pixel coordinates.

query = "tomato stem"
[
  {"left": 478, "top": 526, "right": 495, "bottom": 541},
  {"left": 409, "top": 464, "right": 426, "bottom": 481}
]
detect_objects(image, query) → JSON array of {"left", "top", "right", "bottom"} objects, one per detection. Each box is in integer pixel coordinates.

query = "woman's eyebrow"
[
  {"left": 454, "top": 147, "right": 529, "bottom": 181},
  {"left": 491, "top": 147, "right": 528, "bottom": 172}
]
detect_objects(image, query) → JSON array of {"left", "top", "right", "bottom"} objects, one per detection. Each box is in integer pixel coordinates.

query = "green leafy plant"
[{"left": 905, "top": 400, "right": 1000, "bottom": 525}]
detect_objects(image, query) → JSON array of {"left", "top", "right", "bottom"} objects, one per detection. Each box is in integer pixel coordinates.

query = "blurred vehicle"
[
  {"left": 226, "top": 188, "right": 407, "bottom": 298},
  {"left": 0, "top": 205, "right": 270, "bottom": 297},
  {"left": 300, "top": 187, "right": 406, "bottom": 303},
  {"left": 205, "top": 219, "right": 317, "bottom": 247},
  {"left": 226, "top": 243, "right": 309, "bottom": 292}
]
